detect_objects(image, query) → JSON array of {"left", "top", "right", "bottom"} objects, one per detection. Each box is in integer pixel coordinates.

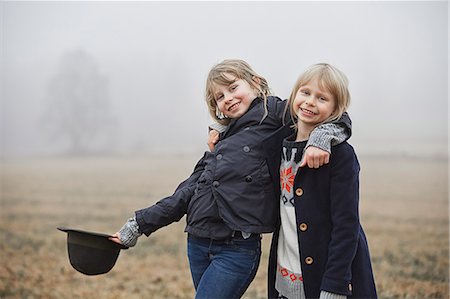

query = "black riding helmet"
[{"left": 58, "top": 227, "right": 128, "bottom": 275}]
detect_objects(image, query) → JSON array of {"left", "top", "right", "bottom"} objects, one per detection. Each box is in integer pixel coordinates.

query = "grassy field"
[{"left": 0, "top": 153, "right": 448, "bottom": 298}]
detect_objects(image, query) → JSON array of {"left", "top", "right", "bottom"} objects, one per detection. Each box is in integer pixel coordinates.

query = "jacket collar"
[{"left": 221, "top": 97, "right": 263, "bottom": 137}]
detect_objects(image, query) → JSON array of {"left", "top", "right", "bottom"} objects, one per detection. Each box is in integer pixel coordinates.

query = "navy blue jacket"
[
  {"left": 267, "top": 139, "right": 377, "bottom": 298},
  {"left": 135, "top": 96, "right": 291, "bottom": 239}
]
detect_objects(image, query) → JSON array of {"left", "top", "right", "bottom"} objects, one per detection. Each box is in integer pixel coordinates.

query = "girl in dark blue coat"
[
  {"left": 110, "top": 60, "right": 351, "bottom": 299},
  {"left": 267, "top": 63, "right": 377, "bottom": 299}
]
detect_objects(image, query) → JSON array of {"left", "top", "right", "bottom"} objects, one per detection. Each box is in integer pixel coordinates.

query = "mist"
[{"left": 1, "top": 1, "right": 448, "bottom": 158}]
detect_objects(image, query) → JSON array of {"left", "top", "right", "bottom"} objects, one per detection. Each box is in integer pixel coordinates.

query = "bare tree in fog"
[{"left": 41, "top": 50, "right": 117, "bottom": 155}]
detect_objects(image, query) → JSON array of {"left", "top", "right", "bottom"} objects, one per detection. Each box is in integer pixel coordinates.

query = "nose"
[
  {"left": 304, "top": 97, "right": 314, "bottom": 106},
  {"left": 224, "top": 92, "right": 233, "bottom": 102}
]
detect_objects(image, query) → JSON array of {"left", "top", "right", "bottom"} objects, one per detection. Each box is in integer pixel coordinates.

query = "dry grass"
[{"left": 0, "top": 154, "right": 448, "bottom": 298}]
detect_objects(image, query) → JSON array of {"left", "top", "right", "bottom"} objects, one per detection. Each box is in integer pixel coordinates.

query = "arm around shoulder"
[{"left": 306, "top": 112, "right": 352, "bottom": 153}]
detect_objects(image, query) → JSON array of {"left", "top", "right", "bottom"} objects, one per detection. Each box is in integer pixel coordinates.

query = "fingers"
[
  {"left": 110, "top": 238, "right": 122, "bottom": 245},
  {"left": 207, "top": 130, "right": 220, "bottom": 151},
  {"left": 207, "top": 137, "right": 219, "bottom": 151},
  {"left": 302, "top": 147, "right": 330, "bottom": 169},
  {"left": 209, "top": 130, "right": 219, "bottom": 139},
  {"left": 307, "top": 155, "right": 320, "bottom": 168},
  {"left": 313, "top": 155, "right": 321, "bottom": 169},
  {"left": 300, "top": 158, "right": 307, "bottom": 167},
  {"left": 109, "top": 232, "right": 123, "bottom": 244}
]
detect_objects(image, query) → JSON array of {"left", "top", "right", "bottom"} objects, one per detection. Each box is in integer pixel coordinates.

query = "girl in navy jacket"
[
  {"left": 267, "top": 63, "right": 377, "bottom": 299},
  {"left": 110, "top": 60, "right": 351, "bottom": 299}
]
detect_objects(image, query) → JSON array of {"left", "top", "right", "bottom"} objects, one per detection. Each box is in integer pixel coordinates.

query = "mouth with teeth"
[
  {"left": 300, "top": 107, "right": 317, "bottom": 116},
  {"left": 228, "top": 102, "right": 240, "bottom": 111}
]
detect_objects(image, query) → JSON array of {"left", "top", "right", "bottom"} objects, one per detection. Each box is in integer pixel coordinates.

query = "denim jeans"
[{"left": 187, "top": 233, "right": 262, "bottom": 299}]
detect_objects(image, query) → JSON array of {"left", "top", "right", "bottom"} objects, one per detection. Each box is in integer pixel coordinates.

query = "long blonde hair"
[
  {"left": 286, "top": 63, "right": 351, "bottom": 126},
  {"left": 205, "top": 59, "right": 272, "bottom": 125}
]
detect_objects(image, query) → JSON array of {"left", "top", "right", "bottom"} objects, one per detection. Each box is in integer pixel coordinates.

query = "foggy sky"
[{"left": 1, "top": 1, "right": 448, "bottom": 157}]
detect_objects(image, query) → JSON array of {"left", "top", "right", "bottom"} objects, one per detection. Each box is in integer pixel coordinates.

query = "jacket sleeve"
[
  {"left": 305, "top": 112, "right": 352, "bottom": 153},
  {"left": 135, "top": 153, "right": 207, "bottom": 236},
  {"left": 320, "top": 145, "right": 360, "bottom": 296}
]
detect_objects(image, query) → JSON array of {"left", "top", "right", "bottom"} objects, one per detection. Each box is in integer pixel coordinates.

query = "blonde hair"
[
  {"left": 205, "top": 59, "right": 272, "bottom": 125},
  {"left": 286, "top": 63, "right": 351, "bottom": 126}
]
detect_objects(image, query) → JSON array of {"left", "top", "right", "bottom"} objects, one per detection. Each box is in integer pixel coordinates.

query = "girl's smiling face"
[
  {"left": 213, "top": 74, "right": 259, "bottom": 119},
  {"left": 293, "top": 78, "right": 336, "bottom": 128}
]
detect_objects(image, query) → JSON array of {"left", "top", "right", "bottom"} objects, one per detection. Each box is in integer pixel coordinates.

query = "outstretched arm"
[{"left": 110, "top": 154, "right": 208, "bottom": 247}]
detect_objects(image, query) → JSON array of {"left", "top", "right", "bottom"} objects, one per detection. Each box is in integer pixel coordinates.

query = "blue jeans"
[{"left": 187, "top": 233, "right": 262, "bottom": 299}]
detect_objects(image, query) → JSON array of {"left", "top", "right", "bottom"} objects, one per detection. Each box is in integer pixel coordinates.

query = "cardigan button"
[
  {"left": 305, "top": 256, "right": 313, "bottom": 265},
  {"left": 245, "top": 175, "right": 253, "bottom": 183},
  {"left": 243, "top": 146, "right": 250, "bottom": 152},
  {"left": 299, "top": 223, "right": 308, "bottom": 232},
  {"left": 216, "top": 154, "right": 223, "bottom": 160},
  {"left": 295, "top": 188, "right": 303, "bottom": 196},
  {"left": 212, "top": 181, "right": 220, "bottom": 187}
]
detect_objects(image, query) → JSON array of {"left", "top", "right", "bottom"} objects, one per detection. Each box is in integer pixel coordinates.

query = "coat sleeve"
[
  {"left": 320, "top": 144, "right": 360, "bottom": 296},
  {"left": 135, "top": 153, "right": 207, "bottom": 236},
  {"left": 305, "top": 112, "right": 352, "bottom": 153}
]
